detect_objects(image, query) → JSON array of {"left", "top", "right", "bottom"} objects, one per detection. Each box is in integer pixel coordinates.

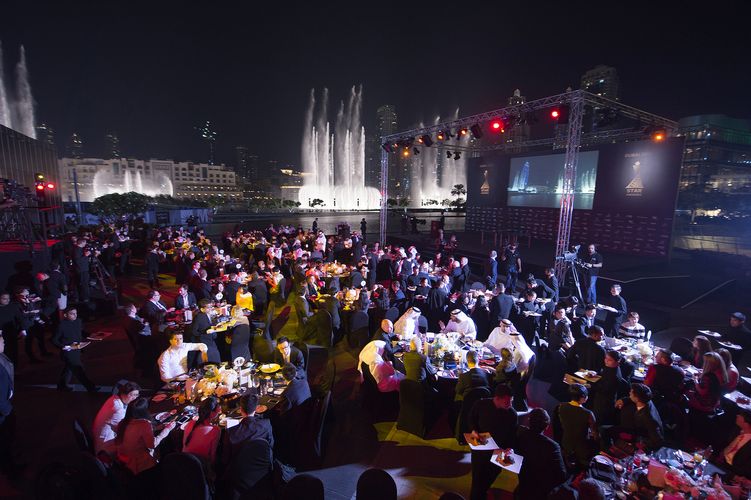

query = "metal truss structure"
[{"left": 379, "top": 90, "right": 679, "bottom": 279}]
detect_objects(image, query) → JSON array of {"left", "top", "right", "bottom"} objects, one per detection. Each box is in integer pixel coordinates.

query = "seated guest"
[
  {"left": 725, "top": 312, "right": 751, "bottom": 352},
  {"left": 372, "top": 319, "right": 399, "bottom": 364},
  {"left": 116, "top": 397, "right": 176, "bottom": 476},
  {"left": 174, "top": 284, "right": 197, "bottom": 310},
  {"left": 467, "top": 384, "right": 517, "bottom": 500},
  {"left": 618, "top": 311, "right": 646, "bottom": 339},
  {"left": 235, "top": 285, "right": 254, "bottom": 312},
  {"left": 273, "top": 337, "right": 305, "bottom": 375},
  {"left": 717, "top": 409, "right": 751, "bottom": 479},
  {"left": 553, "top": 383, "right": 598, "bottom": 469},
  {"left": 484, "top": 319, "right": 518, "bottom": 354},
  {"left": 182, "top": 396, "right": 221, "bottom": 464},
  {"left": 688, "top": 351, "right": 728, "bottom": 413},
  {"left": 717, "top": 347, "right": 740, "bottom": 392},
  {"left": 588, "top": 350, "right": 627, "bottom": 426},
  {"left": 601, "top": 383, "right": 664, "bottom": 453},
  {"left": 470, "top": 295, "right": 492, "bottom": 342},
  {"left": 516, "top": 408, "right": 567, "bottom": 499},
  {"left": 228, "top": 305, "right": 251, "bottom": 362},
  {"left": 190, "top": 269, "right": 212, "bottom": 301},
  {"left": 157, "top": 331, "right": 208, "bottom": 383},
  {"left": 454, "top": 350, "right": 490, "bottom": 402},
  {"left": 644, "top": 349, "right": 685, "bottom": 403},
  {"left": 223, "top": 393, "right": 274, "bottom": 464},
  {"left": 92, "top": 381, "right": 140, "bottom": 456},
  {"left": 358, "top": 340, "right": 404, "bottom": 392},
  {"left": 403, "top": 336, "right": 438, "bottom": 392},
  {"left": 393, "top": 307, "right": 421, "bottom": 340},
  {"left": 567, "top": 326, "right": 606, "bottom": 373},
  {"left": 277, "top": 363, "right": 312, "bottom": 414},
  {"left": 493, "top": 348, "right": 520, "bottom": 389},
  {"left": 140, "top": 290, "right": 174, "bottom": 333},
  {"left": 440, "top": 309, "right": 477, "bottom": 340},
  {"left": 572, "top": 304, "right": 598, "bottom": 341},
  {"left": 691, "top": 335, "right": 713, "bottom": 368}
]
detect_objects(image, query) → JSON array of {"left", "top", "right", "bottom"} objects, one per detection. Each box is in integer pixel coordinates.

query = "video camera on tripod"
[{"left": 555, "top": 244, "right": 584, "bottom": 302}]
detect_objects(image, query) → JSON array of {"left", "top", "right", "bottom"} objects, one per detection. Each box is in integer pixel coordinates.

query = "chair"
[
  {"left": 349, "top": 311, "right": 370, "bottom": 348},
  {"left": 513, "top": 354, "right": 536, "bottom": 412},
  {"left": 397, "top": 379, "right": 426, "bottom": 437},
  {"left": 417, "top": 315, "right": 428, "bottom": 334},
  {"left": 360, "top": 361, "right": 399, "bottom": 421},
  {"left": 356, "top": 468, "right": 397, "bottom": 500},
  {"left": 384, "top": 306, "right": 400, "bottom": 323},
  {"left": 160, "top": 452, "right": 210, "bottom": 500},
  {"left": 73, "top": 418, "right": 94, "bottom": 454},
  {"left": 295, "top": 391, "right": 332, "bottom": 469},
  {"left": 305, "top": 344, "right": 330, "bottom": 390},
  {"left": 224, "top": 439, "right": 273, "bottom": 500},
  {"left": 298, "top": 342, "right": 310, "bottom": 378},
  {"left": 281, "top": 474, "right": 324, "bottom": 500},
  {"left": 670, "top": 337, "right": 694, "bottom": 363},
  {"left": 455, "top": 387, "right": 491, "bottom": 443},
  {"left": 76, "top": 451, "right": 112, "bottom": 500}
]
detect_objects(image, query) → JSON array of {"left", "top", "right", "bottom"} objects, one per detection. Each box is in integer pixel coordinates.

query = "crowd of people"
[{"left": 1, "top": 217, "right": 751, "bottom": 499}]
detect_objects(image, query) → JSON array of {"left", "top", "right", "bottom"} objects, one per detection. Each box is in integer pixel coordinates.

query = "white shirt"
[
  {"left": 158, "top": 343, "right": 207, "bottom": 382},
  {"left": 92, "top": 395, "right": 127, "bottom": 454},
  {"left": 444, "top": 312, "right": 477, "bottom": 340},
  {"left": 484, "top": 327, "right": 515, "bottom": 354}
]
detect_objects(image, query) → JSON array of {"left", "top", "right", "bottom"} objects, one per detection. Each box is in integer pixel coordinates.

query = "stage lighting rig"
[
  {"left": 550, "top": 105, "right": 570, "bottom": 124},
  {"left": 436, "top": 131, "right": 446, "bottom": 141},
  {"left": 420, "top": 134, "right": 434, "bottom": 146},
  {"left": 446, "top": 151, "right": 452, "bottom": 159},
  {"left": 469, "top": 124, "right": 483, "bottom": 139},
  {"left": 413, "top": 147, "right": 420, "bottom": 155},
  {"left": 458, "top": 128, "right": 468, "bottom": 137},
  {"left": 453, "top": 151, "right": 461, "bottom": 160},
  {"left": 489, "top": 119, "right": 506, "bottom": 133}
]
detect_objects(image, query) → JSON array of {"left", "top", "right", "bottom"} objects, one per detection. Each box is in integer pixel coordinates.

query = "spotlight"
[
  {"left": 402, "top": 148, "right": 410, "bottom": 157},
  {"left": 446, "top": 151, "right": 452, "bottom": 159},
  {"left": 35, "top": 184, "right": 45, "bottom": 191},
  {"left": 490, "top": 119, "right": 505, "bottom": 133},
  {"left": 550, "top": 105, "right": 570, "bottom": 124},
  {"left": 470, "top": 124, "right": 483, "bottom": 139},
  {"left": 413, "top": 147, "right": 420, "bottom": 155},
  {"left": 652, "top": 130, "right": 666, "bottom": 142},
  {"left": 436, "top": 131, "right": 446, "bottom": 141},
  {"left": 420, "top": 134, "right": 434, "bottom": 147},
  {"left": 46, "top": 182, "right": 55, "bottom": 190},
  {"left": 453, "top": 151, "right": 461, "bottom": 160},
  {"left": 458, "top": 128, "right": 468, "bottom": 137},
  {"left": 550, "top": 109, "right": 560, "bottom": 119}
]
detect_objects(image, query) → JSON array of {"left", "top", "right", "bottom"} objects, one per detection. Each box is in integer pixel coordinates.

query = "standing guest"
[
  {"left": 228, "top": 306, "right": 251, "bottom": 362},
  {"left": 92, "top": 381, "right": 140, "bottom": 455},
  {"left": 515, "top": 408, "right": 567, "bottom": 499},
  {"left": 73, "top": 239, "right": 91, "bottom": 302},
  {"left": 425, "top": 279, "right": 448, "bottom": 332},
  {"left": 553, "top": 384, "right": 598, "bottom": 469},
  {"left": 273, "top": 337, "right": 305, "bottom": 374},
  {"left": 618, "top": 311, "right": 646, "bottom": 339},
  {"left": 484, "top": 250, "right": 498, "bottom": 290},
  {"left": 182, "top": 396, "right": 222, "bottom": 464},
  {"left": 174, "top": 284, "right": 197, "bottom": 310},
  {"left": 589, "top": 350, "right": 627, "bottom": 425},
  {"left": 725, "top": 312, "right": 751, "bottom": 352},
  {"left": 644, "top": 349, "right": 685, "bottom": 403},
  {"left": 145, "top": 245, "right": 161, "bottom": 289},
  {"left": 717, "top": 348, "right": 740, "bottom": 392},
  {"left": 157, "top": 331, "right": 208, "bottom": 383},
  {"left": 467, "top": 384, "right": 517, "bottom": 500},
  {"left": 124, "top": 303, "right": 155, "bottom": 372},
  {"left": 601, "top": 383, "right": 664, "bottom": 453},
  {"left": 116, "top": 397, "right": 175, "bottom": 476},
  {"left": 223, "top": 273, "right": 241, "bottom": 306},
  {"left": 515, "top": 290, "right": 542, "bottom": 347},
  {"left": 581, "top": 244, "right": 603, "bottom": 304},
  {"left": 454, "top": 351, "right": 490, "bottom": 402},
  {"left": 470, "top": 296, "right": 491, "bottom": 342},
  {"left": 14, "top": 287, "right": 47, "bottom": 363},
  {"left": 277, "top": 363, "right": 312, "bottom": 414},
  {"left": 37, "top": 272, "right": 60, "bottom": 330},
  {"left": 602, "top": 284, "right": 627, "bottom": 337},
  {"left": 360, "top": 217, "right": 367, "bottom": 238},
  {"left": 688, "top": 351, "right": 728, "bottom": 413},
  {"left": 47, "top": 262, "right": 68, "bottom": 319},
  {"left": 247, "top": 272, "right": 268, "bottom": 315},
  {"left": 691, "top": 335, "right": 713, "bottom": 368},
  {"left": 489, "top": 283, "right": 514, "bottom": 323},
  {"left": 501, "top": 242, "right": 522, "bottom": 295},
  {"left": 542, "top": 267, "right": 560, "bottom": 303},
  {"left": 52, "top": 307, "right": 99, "bottom": 392},
  {"left": 567, "top": 326, "right": 606, "bottom": 373},
  {"left": 191, "top": 300, "right": 220, "bottom": 363},
  {"left": 0, "top": 335, "right": 17, "bottom": 476}
]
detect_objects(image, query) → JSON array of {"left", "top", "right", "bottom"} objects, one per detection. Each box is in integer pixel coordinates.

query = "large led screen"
[{"left": 506, "top": 150, "right": 599, "bottom": 209}]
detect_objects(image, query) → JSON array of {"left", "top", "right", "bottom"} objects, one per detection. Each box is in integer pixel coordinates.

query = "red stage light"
[
  {"left": 46, "top": 182, "right": 55, "bottom": 189},
  {"left": 490, "top": 120, "right": 504, "bottom": 133},
  {"left": 551, "top": 109, "right": 560, "bottom": 119},
  {"left": 36, "top": 184, "right": 45, "bottom": 191}
]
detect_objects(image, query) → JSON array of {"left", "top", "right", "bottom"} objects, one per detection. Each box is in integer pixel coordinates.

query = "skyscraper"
[
  {"left": 506, "top": 89, "right": 530, "bottom": 149},
  {"left": 105, "top": 132, "right": 120, "bottom": 159},
  {"left": 35, "top": 123, "right": 55, "bottom": 145},
  {"left": 376, "top": 105, "right": 407, "bottom": 197},
  {"left": 580, "top": 65, "right": 620, "bottom": 101},
  {"left": 67, "top": 133, "right": 83, "bottom": 158}
]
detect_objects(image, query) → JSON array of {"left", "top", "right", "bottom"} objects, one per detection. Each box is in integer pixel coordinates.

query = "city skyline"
[{"left": 1, "top": 3, "right": 749, "bottom": 167}]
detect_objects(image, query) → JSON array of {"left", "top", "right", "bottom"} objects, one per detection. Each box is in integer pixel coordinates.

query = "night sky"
[{"left": 2, "top": 2, "right": 749, "bottom": 167}]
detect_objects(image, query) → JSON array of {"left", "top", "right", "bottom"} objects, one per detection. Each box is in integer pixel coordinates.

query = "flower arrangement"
[{"left": 194, "top": 365, "right": 238, "bottom": 399}]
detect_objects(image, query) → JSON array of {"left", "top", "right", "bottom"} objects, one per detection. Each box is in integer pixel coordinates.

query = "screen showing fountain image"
[{"left": 506, "top": 150, "right": 599, "bottom": 210}]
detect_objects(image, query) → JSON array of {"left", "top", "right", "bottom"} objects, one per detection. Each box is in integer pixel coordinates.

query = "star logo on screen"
[{"left": 625, "top": 161, "right": 644, "bottom": 197}]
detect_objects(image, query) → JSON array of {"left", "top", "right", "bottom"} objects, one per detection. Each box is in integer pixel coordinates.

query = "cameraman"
[{"left": 73, "top": 239, "right": 91, "bottom": 303}]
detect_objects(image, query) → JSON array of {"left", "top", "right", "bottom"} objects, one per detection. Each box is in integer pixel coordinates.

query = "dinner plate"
[
  {"left": 255, "top": 404, "right": 268, "bottom": 414},
  {"left": 154, "top": 411, "right": 173, "bottom": 422},
  {"left": 151, "top": 393, "right": 169, "bottom": 403},
  {"left": 259, "top": 363, "right": 281, "bottom": 374}
]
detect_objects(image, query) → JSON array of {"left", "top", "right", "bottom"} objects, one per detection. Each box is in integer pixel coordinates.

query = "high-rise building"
[
  {"left": 234, "top": 146, "right": 259, "bottom": 183},
  {"left": 105, "top": 133, "right": 120, "bottom": 159},
  {"left": 580, "top": 65, "right": 620, "bottom": 101},
  {"left": 376, "top": 105, "right": 408, "bottom": 198},
  {"left": 364, "top": 134, "right": 381, "bottom": 189},
  {"left": 66, "top": 133, "right": 83, "bottom": 158},
  {"left": 506, "top": 89, "right": 530, "bottom": 149},
  {"left": 35, "top": 123, "right": 55, "bottom": 145}
]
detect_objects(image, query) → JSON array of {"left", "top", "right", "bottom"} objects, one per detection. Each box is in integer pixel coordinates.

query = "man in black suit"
[
  {"left": 547, "top": 305, "right": 575, "bottom": 352},
  {"left": 46, "top": 262, "right": 68, "bottom": 320},
  {"left": 124, "top": 303, "right": 156, "bottom": 373},
  {"left": 52, "top": 307, "right": 98, "bottom": 392},
  {"left": 247, "top": 272, "right": 268, "bottom": 316},
  {"left": 191, "top": 299, "right": 220, "bottom": 364},
  {"left": 603, "top": 284, "right": 628, "bottom": 337},
  {"left": 223, "top": 273, "right": 241, "bottom": 306},
  {"left": 726, "top": 312, "right": 751, "bottom": 352},
  {"left": 542, "top": 267, "right": 560, "bottom": 303},
  {"left": 484, "top": 251, "right": 498, "bottom": 290},
  {"left": 572, "top": 303, "right": 598, "bottom": 340},
  {"left": 293, "top": 287, "right": 313, "bottom": 328},
  {"left": 468, "top": 384, "right": 517, "bottom": 500},
  {"left": 73, "top": 239, "right": 91, "bottom": 302},
  {"left": 277, "top": 363, "right": 311, "bottom": 414},
  {"left": 489, "top": 283, "right": 514, "bottom": 323},
  {"left": 600, "top": 383, "right": 664, "bottom": 453},
  {"left": 140, "top": 290, "right": 173, "bottom": 335},
  {"left": 567, "top": 325, "right": 606, "bottom": 373},
  {"left": 190, "top": 269, "right": 212, "bottom": 302},
  {"left": 516, "top": 408, "right": 567, "bottom": 499},
  {"left": 371, "top": 319, "right": 399, "bottom": 366},
  {"left": 223, "top": 393, "right": 274, "bottom": 464},
  {"left": 145, "top": 245, "right": 161, "bottom": 288},
  {"left": 273, "top": 337, "right": 305, "bottom": 375},
  {"left": 174, "top": 284, "right": 197, "bottom": 310},
  {"left": 717, "top": 409, "right": 751, "bottom": 478},
  {"left": 455, "top": 350, "right": 490, "bottom": 402}
]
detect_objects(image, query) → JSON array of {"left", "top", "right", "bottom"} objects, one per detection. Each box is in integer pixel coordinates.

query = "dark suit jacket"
[
  {"left": 278, "top": 376, "right": 312, "bottom": 414},
  {"left": 455, "top": 367, "right": 490, "bottom": 401},
  {"left": 0, "top": 354, "right": 13, "bottom": 424},
  {"left": 516, "top": 426, "right": 567, "bottom": 499},
  {"left": 174, "top": 292, "right": 197, "bottom": 310},
  {"left": 372, "top": 329, "right": 398, "bottom": 364},
  {"left": 223, "top": 416, "right": 274, "bottom": 464},
  {"left": 139, "top": 300, "right": 169, "bottom": 332},
  {"left": 403, "top": 351, "right": 436, "bottom": 383},
  {"left": 247, "top": 278, "right": 268, "bottom": 304},
  {"left": 567, "top": 336, "right": 606, "bottom": 372},
  {"left": 572, "top": 316, "right": 596, "bottom": 341},
  {"left": 272, "top": 346, "right": 305, "bottom": 373},
  {"left": 720, "top": 432, "right": 751, "bottom": 478},
  {"left": 484, "top": 258, "right": 498, "bottom": 282},
  {"left": 224, "top": 281, "right": 241, "bottom": 306},
  {"left": 146, "top": 251, "right": 160, "bottom": 273},
  {"left": 190, "top": 276, "right": 212, "bottom": 301},
  {"left": 489, "top": 293, "right": 514, "bottom": 322},
  {"left": 46, "top": 270, "right": 67, "bottom": 299}
]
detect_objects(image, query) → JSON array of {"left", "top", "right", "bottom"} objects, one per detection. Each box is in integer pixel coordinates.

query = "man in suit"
[
  {"left": 277, "top": 363, "right": 311, "bottom": 414},
  {"left": 567, "top": 325, "right": 606, "bottom": 373},
  {"left": 73, "top": 239, "right": 91, "bottom": 302},
  {"left": 371, "top": 319, "right": 399, "bottom": 366},
  {"left": 542, "top": 267, "right": 560, "bottom": 303},
  {"left": 140, "top": 290, "right": 174, "bottom": 335},
  {"left": 455, "top": 350, "right": 490, "bottom": 402},
  {"left": 174, "top": 284, "right": 197, "bottom": 310},
  {"left": 603, "top": 284, "right": 628, "bottom": 337},
  {"left": 223, "top": 273, "right": 241, "bottom": 306},
  {"left": 223, "top": 393, "right": 274, "bottom": 465},
  {"left": 273, "top": 337, "right": 305, "bottom": 375},
  {"left": 600, "top": 383, "right": 664, "bottom": 453},
  {"left": 52, "top": 307, "right": 99, "bottom": 392},
  {"left": 516, "top": 408, "right": 567, "bottom": 499},
  {"left": 124, "top": 303, "right": 156, "bottom": 373},
  {"left": 572, "top": 303, "right": 598, "bottom": 340},
  {"left": 247, "top": 272, "right": 268, "bottom": 316},
  {"left": 403, "top": 336, "right": 438, "bottom": 393},
  {"left": 190, "top": 269, "right": 213, "bottom": 302},
  {"left": 459, "top": 257, "right": 472, "bottom": 293},
  {"left": 46, "top": 262, "right": 68, "bottom": 321},
  {"left": 484, "top": 251, "right": 498, "bottom": 290},
  {"left": 468, "top": 384, "right": 518, "bottom": 500},
  {"left": 191, "top": 299, "right": 220, "bottom": 364},
  {"left": 717, "top": 409, "right": 751, "bottom": 478},
  {"left": 145, "top": 245, "right": 161, "bottom": 288},
  {"left": 293, "top": 287, "right": 313, "bottom": 327},
  {"left": 553, "top": 383, "right": 598, "bottom": 469},
  {"left": 547, "top": 305, "right": 574, "bottom": 352},
  {"left": 489, "top": 283, "right": 514, "bottom": 323}
]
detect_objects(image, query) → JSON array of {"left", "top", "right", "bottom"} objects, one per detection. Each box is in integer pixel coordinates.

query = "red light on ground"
[
  {"left": 551, "top": 109, "right": 560, "bottom": 119},
  {"left": 46, "top": 182, "right": 55, "bottom": 189},
  {"left": 36, "top": 184, "right": 45, "bottom": 191}
]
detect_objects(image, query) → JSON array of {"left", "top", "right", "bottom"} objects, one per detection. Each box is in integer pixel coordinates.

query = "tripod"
[
  {"left": 90, "top": 256, "right": 118, "bottom": 305},
  {"left": 561, "top": 259, "right": 585, "bottom": 304}
]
